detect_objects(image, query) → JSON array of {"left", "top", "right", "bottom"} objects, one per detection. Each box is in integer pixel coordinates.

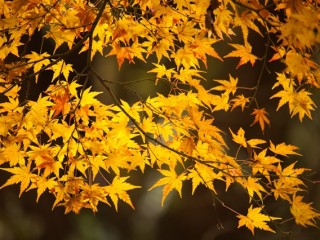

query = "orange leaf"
[{"left": 250, "top": 108, "right": 270, "bottom": 132}]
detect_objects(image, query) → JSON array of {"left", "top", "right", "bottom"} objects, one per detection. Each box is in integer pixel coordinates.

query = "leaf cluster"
[{"left": 0, "top": 0, "right": 320, "bottom": 235}]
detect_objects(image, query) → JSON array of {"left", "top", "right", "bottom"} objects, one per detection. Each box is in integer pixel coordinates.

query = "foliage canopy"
[{"left": 1, "top": 0, "right": 320, "bottom": 235}]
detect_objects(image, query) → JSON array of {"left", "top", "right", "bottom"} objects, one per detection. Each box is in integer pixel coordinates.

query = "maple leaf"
[
  {"left": 230, "top": 94, "right": 249, "bottom": 111},
  {"left": 188, "top": 34, "right": 223, "bottom": 67},
  {"left": 172, "top": 47, "right": 200, "bottom": 69},
  {"left": 0, "top": 165, "right": 37, "bottom": 197},
  {"left": 64, "top": 195, "right": 85, "bottom": 214},
  {"left": 175, "top": 68, "right": 205, "bottom": 84},
  {"left": 225, "top": 43, "right": 258, "bottom": 69},
  {"left": 148, "top": 63, "right": 175, "bottom": 81},
  {"left": 188, "top": 162, "right": 222, "bottom": 194},
  {"left": 290, "top": 195, "right": 320, "bottom": 227},
  {"left": 143, "top": 37, "right": 172, "bottom": 61},
  {"left": 213, "top": 74, "right": 238, "bottom": 95},
  {"left": 278, "top": 162, "right": 306, "bottom": 186},
  {"left": 149, "top": 168, "right": 187, "bottom": 206},
  {"left": 88, "top": 155, "right": 109, "bottom": 180},
  {"left": 237, "top": 205, "right": 281, "bottom": 234},
  {"left": 229, "top": 127, "right": 247, "bottom": 147},
  {"left": 272, "top": 178, "right": 303, "bottom": 201},
  {"left": 291, "top": 90, "right": 315, "bottom": 121},
  {"left": 1, "top": 142, "right": 25, "bottom": 166},
  {"left": 79, "top": 87, "right": 102, "bottom": 107},
  {"left": 269, "top": 46, "right": 286, "bottom": 62},
  {"left": 269, "top": 141, "right": 301, "bottom": 157},
  {"left": 108, "top": 42, "right": 146, "bottom": 68},
  {"left": 246, "top": 139, "right": 266, "bottom": 149},
  {"left": 44, "top": 26, "right": 76, "bottom": 52},
  {"left": 273, "top": 162, "right": 306, "bottom": 201},
  {"left": 250, "top": 108, "right": 270, "bottom": 132},
  {"left": 243, "top": 177, "right": 267, "bottom": 202},
  {"left": 25, "top": 51, "right": 51, "bottom": 82},
  {"left": 251, "top": 149, "right": 280, "bottom": 182},
  {"left": 104, "top": 176, "right": 140, "bottom": 211},
  {"left": 52, "top": 181, "right": 69, "bottom": 210},
  {"left": 24, "top": 96, "right": 53, "bottom": 130},
  {"left": 32, "top": 176, "right": 57, "bottom": 202},
  {"left": 272, "top": 73, "right": 295, "bottom": 91},
  {"left": 214, "top": 6, "right": 235, "bottom": 38},
  {"left": 81, "top": 183, "right": 111, "bottom": 212},
  {"left": 271, "top": 88, "right": 295, "bottom": 111},
  {"left": 51, "top": 60, "right": 73, "bottom": 81},
  {"left": 272, "top": 87, "right": 315, "bottom": 121}
]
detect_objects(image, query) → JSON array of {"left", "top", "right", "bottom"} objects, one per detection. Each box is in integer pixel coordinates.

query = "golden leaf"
[
  {"left": 237, "top": 205, "right": 281, "bottom": 234},
  {"left": 290, "top": 195, "right": 320, "bottom": 227},
  {"left": 225, "top": 43, "right": 258, "bottom": 69},
  {"left": 269, "top": 141, "right": 301, "bottom": 157},
  {"left": 105, "top": 176, "right": 140, "bottom": 212},
  {"left": 149, "top": 168, "right": 187, "bottom": 206}
]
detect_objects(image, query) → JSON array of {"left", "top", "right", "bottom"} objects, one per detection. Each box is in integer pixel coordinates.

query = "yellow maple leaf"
[
  {"left": 81, "top": 183, "right": 111, "bottom": 212},
  {"left": 108, "top": 42, "right": 146, "bottom": 68},
  {"left": 44, "top": 26, "right": 76, "bottom": 52},
  {"left": 271, "top": 88, "right": 315, "bottom": 121},
  {"left": 0, "top": 165, "right": 36, "bottom": 197},
  {"left": 87, "top": 155, "right": 108, "bottom": 180},
  {"left": 272, "top": 178, "right": 302, "bottom": 201},
  {"left": 229, "top": 127, "right": 247, "bottom": 147},
  {"left": 225, "top": 43, "right": 258, "bottom": 69},
  {"left": 237, "top": 205, "right": 281, "bottom": 234},
  {"left": 188, "top": 162, "right": 222, "bottom": 194},
  {"left": 188, "top": 33, "right": 223, "bottom": 67},
  {"left": 273, "top": 162, "right": 306, "bottom": 201},
  {"left": 213, "top": 74, "right": 238, "bottom": 95},
  {"left": 1, "top": 142, "right": 25, "bottom": 166},
  {"left": 230, "top": 94, "right": 249, "bottom": 111},
  {"left": 149, "top": 168, "right": 187, "bottom": 206},
  {"left": 272, "top": 73, "right": 295, "bottom": 91},
  {"left": 290, "top": 195, "right": 320, "bottom": 227},
  {"left": 79, "top": 87, "right": 102, "bottom": 107},
  {"left": 291, "top": 90, "right": 315, "bottom": 121},
  {"left": 148, "top": 63, "right": 175, "bottom": 81},
  {"left": 250, "top": 108, "right": 270, "bottom": 132},
  {"left": 32, "top": 176, "right": 57, "bottom": 202},
  {"left": 278, "top": 162, "right": 306, "bottom": 186},
  {"left": 104, "top": 176, "right": 140, "bottom": 212},
  {"left": 175, "top": 68, "right": 205, "bottom": 84},
  {"left": 25, "top": 51, "right": 51, "bottom": 82},
  {"left": 269, "top": 46, "right": 286, "bottom": 62},
  {"left": 269, "top": 141, "right": 301, "bottom": 157},
  {"left": 246, "top": 139, "right": 266, "bottom": 149},
  {"left": 252, "top": 149, "right": 280, "bottom": 182},
  {"left": 143, "top": 37, "right": 172, "bottom": 61},
  {"left": 171, "top": 46, "right": 200, "bottom": 69},
  {"left": 271, "top": 88, "right": 295, "bottom": 111},
  {"left": 211, "top": 93, "right": 230, "bottom": 112},
  {"left": 51, "top": 60, "right": 73, "bottom": 81},
  {"left": 243, "top": 177, "right": 267, "bottom": 202}
]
